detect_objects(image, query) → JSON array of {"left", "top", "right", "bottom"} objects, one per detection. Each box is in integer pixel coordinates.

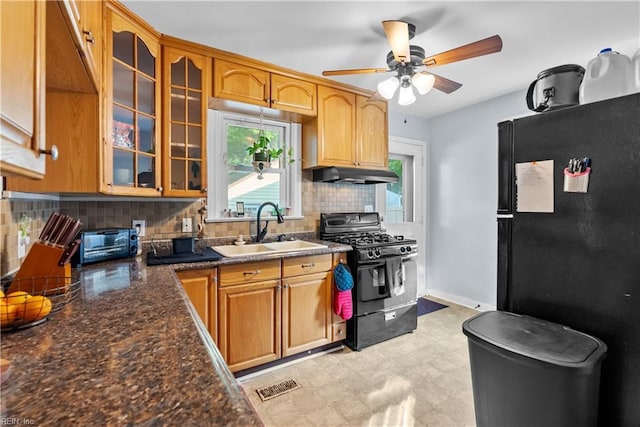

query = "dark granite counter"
[{"left": 0, "top": 240, "right": 351, "bottom": 425}]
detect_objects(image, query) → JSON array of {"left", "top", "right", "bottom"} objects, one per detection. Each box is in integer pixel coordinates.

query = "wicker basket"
[{"left": 1, "top": 276, "right": 81, "bottom": 331}]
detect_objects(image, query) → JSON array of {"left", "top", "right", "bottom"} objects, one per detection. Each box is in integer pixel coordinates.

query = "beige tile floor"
[{"left": 239, "top": 299, "right": 479, "bottom": 426}]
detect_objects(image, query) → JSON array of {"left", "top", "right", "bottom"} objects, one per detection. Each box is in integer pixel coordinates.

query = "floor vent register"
[{"left": 255, "top": 379, "right": 302, "bottom": 401}]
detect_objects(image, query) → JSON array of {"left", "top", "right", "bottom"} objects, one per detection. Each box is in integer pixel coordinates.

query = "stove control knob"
[
  {"left": 374, "top": 248, "right": 381, "bottom": 258},
  {"left": 406, "top": 246, "right": 412, "bottom": 252},
  {"left": 400, "top": 246, "right": 406, "bottom": 253},
  {"left": 367, "top": 250, "right": 375, "bottom": 259}
]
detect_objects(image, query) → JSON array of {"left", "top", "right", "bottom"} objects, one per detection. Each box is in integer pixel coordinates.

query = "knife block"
[{"left": 9, "top": 242, "right": 71, "bottom": 295}]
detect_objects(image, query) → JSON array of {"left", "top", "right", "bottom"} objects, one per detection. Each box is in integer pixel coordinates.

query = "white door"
[{"left": 376, "top": 136, "right": 427, "bottom": 296}]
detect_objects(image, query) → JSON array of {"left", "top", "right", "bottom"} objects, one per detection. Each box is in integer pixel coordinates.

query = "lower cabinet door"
[
  {"left": 282, "top": 272, "right": 332, "bottom": 357},
  {"left": 176, "top": 268, "right": 217, "bottom": 345},
  {"left": 218, "top": 279, "right": 281, "bottom": 372}
]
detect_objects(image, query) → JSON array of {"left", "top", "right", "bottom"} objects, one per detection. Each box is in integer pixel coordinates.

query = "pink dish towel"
[{"left": 334, "top": 289, "right": 353, "bottom": 321}]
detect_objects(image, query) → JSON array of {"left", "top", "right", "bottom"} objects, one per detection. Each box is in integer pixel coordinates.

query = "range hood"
[{"left": 312, "top": 166, "right": 398, "bottom": 184}]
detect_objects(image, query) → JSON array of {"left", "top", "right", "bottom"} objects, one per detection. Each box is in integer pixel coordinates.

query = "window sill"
[{"left": 205, "top": 215, "right": 304, "bottom": 223}]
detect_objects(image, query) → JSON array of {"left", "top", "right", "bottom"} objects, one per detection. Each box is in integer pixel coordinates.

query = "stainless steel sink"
[{"left": 211, "top": 240, "right": 327, "bottom": 258}]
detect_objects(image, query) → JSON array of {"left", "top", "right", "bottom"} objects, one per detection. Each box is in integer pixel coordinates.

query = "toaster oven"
[{"left": 72, "top": 228, "right": 138, "bottom": 266}]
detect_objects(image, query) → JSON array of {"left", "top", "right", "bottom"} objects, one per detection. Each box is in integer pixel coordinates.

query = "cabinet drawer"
[
  {"left": 218, "top": 260, "right": 281, "bottom": 286},
  {"left": 332, "top": 322, "right": 346, "bottom": 342},
  {"left": 282, "top": 254, "right": 332, "bottom": 278}
]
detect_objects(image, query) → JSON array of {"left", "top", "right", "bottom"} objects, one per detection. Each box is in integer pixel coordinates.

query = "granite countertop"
[{"left": 0, "top": 240, "right": 351, "bottom": 425}]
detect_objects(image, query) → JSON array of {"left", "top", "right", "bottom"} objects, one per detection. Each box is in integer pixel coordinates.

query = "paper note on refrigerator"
[{"left": 515, "top": 160, "right": 554, "bottom": 213}]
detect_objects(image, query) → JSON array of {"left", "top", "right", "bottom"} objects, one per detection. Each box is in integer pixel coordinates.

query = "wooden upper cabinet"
[
  {"left": 356, "top": 95, "right": 388, "bottom": 170},
  {"left": 77, "top": 0, "right": 103, "bottom": 86},
  {"left": 213, "top": 59, "right": 269, "bottom": 107},
  {"left": 45, "top": 0, "right": 101, "bottom": 93},
  {"left": 270, "top": 73, "right": 316, "bottom": 116},
  {"left": 302, "top": 85, "right": 356, "bottom": 169},
  {"left": 213, "top": 58, "right": 316, "bottom": 116},
  {"left": 302, "top": 88, "right": 389, "bottom": 171},
  {"left": 0, "top": 0, "right": 47, "bottom": 179},
  {"left": 106, "top": 8, "right": 162, "bottom": 196},
  {"left": 162, "top": 46, "right": 209, "bottom": 197}
]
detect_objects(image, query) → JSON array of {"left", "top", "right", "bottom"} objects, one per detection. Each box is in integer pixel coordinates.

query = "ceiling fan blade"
[
  {"left": 423, "top": 35, "right": 503, "bottom": 67},
  {"left": 382, "top": 20, "right": 411, "bottom": 63},
  {"left": 322, "top": 68, "right": 390, "bottom": 76},
  {"left": 420, "top": 71, "right": 463, "bottom": 94}
]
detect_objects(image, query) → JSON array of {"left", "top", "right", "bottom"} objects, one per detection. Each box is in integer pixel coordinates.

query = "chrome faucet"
[{"left": 255, "top": 202, "right": 285, "bottom": 242}]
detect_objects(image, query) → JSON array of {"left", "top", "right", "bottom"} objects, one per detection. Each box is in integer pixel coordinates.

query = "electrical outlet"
[
  {"left": 182, "top": 217, "right": 193, "bottom": 233},
  {"left": 132, "top": 220, "right": 146, "bottom": 236}
]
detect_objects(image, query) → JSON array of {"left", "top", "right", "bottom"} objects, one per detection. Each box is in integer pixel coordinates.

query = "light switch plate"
[{"left": 182, "top": 217, "right": 193, "bottom": 233}]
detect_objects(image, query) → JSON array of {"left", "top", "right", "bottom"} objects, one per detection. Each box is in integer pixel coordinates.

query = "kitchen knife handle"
[{"left": 58, "top": 239, "right": 81, "bottom": 266}]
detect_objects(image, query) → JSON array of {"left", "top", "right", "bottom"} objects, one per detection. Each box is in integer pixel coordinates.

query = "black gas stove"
[
  {"left": 320, "top": 213, "right": 417, "bottom": 261},
  {"left": 320, "top": 212, "right": 418, "bottom": 351}
]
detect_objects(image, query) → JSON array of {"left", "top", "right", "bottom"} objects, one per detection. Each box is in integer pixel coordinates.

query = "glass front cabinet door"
[
  {"left": 162, "top": 46, "right": 209, "bottom": 197},
  {"left": 106, "top": 8, "right": 161, "bottom": 195}
]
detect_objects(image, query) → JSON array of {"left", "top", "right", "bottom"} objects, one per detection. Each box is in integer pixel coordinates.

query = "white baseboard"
[{"left": 423, "top": 289, "right": 496, "bottom": 312}]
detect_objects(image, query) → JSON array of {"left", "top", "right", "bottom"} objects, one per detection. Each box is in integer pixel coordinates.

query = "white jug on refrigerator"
[
  {"left": 579, "top": 48, "right": 633, "bottom": 104},
  {"left": 632, "top": 49, "right": 640, "bottom": 93}
]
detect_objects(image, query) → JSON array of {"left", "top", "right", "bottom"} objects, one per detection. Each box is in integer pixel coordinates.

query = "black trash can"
[{"left": 462, "top": 311, "right": 607, "bottom": 427}]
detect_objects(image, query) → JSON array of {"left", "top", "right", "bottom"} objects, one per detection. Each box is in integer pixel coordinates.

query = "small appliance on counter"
[
  {"left": 145, "top": 237, "right": 223, "bottom": 266},
  {"left": 72, "top": 228, "right": 138, "bottom": 267}
]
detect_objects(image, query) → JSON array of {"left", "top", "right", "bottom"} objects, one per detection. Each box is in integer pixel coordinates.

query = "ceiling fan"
[{"left": 322, "top": 21, "right": 503, "bottom": 105}]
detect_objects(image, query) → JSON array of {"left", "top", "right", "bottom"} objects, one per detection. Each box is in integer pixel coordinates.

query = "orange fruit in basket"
[
  {"left": 0, "top": 290, "right": 4, "bottom": 298},
  {"left": 19, "top": 296, "right": 52, "bottom": 322},
  {"left": 0, "top": 301, "right": 18, "bottom": 327},
  {"left": 6, "top": 291, "right": 30, "bottom": 305}
]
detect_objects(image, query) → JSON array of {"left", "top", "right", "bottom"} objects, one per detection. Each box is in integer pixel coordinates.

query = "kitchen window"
[{"left": 206, "top": 110, "right": 301, "bottom": 220}]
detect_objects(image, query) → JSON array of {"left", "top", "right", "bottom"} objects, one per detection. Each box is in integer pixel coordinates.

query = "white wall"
[
  {"left": 426, "top": 90, "right": 529, "bottom": 309},
  {"left": 388, "top": 92, "right": 530, "bottom": 309}
]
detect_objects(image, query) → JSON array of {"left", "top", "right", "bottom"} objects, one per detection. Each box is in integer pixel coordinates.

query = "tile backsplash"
[{"left": 1, "top": 174, "right": 374, "bottom": 276}]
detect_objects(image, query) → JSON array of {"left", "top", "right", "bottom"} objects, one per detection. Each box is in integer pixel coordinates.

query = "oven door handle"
[
  {"left": 402, "top": 252, "right": 419, "bottom": 261},
  {"left": 357, "top": 260, "right": 387, "bottom": 269}
]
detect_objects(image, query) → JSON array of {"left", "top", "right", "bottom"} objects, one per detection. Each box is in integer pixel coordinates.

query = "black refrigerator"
[{"left": 497, "top": 93, "right": 640, "bottom": 426}]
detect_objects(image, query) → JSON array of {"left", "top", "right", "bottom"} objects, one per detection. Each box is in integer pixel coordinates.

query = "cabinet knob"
[
  {"left": 40, "top": 145, "right": 58, "bottom": 161},
  {"left": 83, "top": 29, "right": 94, "bottom": 44},
  {"left": 272, "top": 99, "right": 277, "bottom": 104},
  {"left": 200, "top": 187, "right": 208, "bottom": 193},
  {"left": 156, "top": 186, "right": 163, "bottom": 192}
]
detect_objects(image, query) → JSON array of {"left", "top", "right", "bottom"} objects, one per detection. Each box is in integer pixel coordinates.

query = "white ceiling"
[{"left": 122, "top": 1, "right": 640, "bottom": 119}]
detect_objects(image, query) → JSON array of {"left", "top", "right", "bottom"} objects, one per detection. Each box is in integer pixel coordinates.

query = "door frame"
[{"left": 375, "top": 135, "right": 428, "bottom": 296}]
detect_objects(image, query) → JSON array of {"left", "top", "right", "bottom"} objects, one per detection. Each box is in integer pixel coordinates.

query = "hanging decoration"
[{"left": 250, "top": 108, "right": 271, "bottom": 180}]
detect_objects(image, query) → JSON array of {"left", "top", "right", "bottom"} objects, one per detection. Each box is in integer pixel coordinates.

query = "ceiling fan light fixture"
[
  {"left": 412, "top": 72, "right": 436, "bottom": 95},
  {"left": 397, "top": 84, "right": 416, "bottom": 106},
  {"left": 377, "top": 76, "right": 400, "bottom": 100}
]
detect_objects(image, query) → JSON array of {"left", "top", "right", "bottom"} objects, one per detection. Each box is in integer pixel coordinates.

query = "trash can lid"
[{"left": 463, "top": 311, "right": 607, "bottom": 367}]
